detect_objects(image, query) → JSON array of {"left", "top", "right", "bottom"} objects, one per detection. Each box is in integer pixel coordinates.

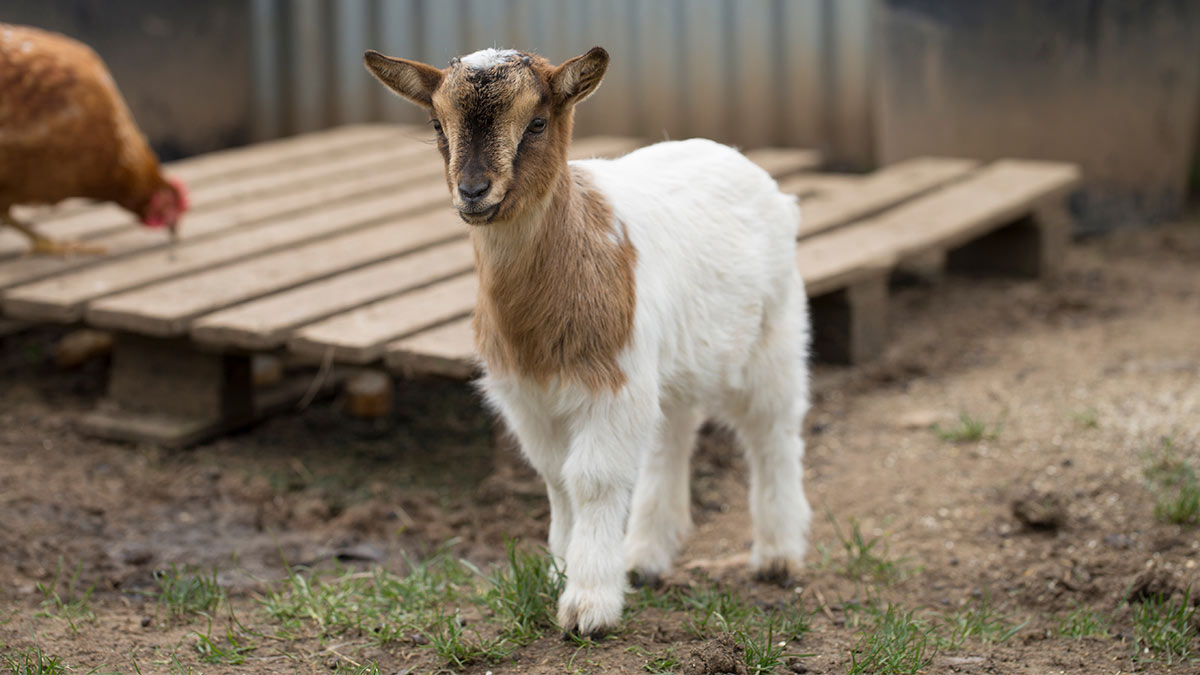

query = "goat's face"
[{"left": 365, "top": 47, "right": 609, "bottom": 225}]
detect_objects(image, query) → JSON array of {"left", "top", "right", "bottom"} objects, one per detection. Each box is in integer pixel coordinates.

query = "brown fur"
[
  {"left": 366, "top": 46, "right": 634, "bottom": 391},
  {"left": 472, "top": 167, "right": 637, "bottom": 392},
  {"left": 0, "top": 23, "right": 169, "bottom": 215}
]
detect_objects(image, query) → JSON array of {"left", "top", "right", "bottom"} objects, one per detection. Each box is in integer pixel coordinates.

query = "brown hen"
[{"left": 0, "top": 23, "right": 187, "bottom": 256}]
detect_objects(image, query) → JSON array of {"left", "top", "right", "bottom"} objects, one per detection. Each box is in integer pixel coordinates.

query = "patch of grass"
[
  {"left": 682, "top": 585, "right": 758, "bottom": 637},
  {"left": 627, "top": 585, "right": 687, "bottom": 613},
  {"left": 1, "top": 644, "right": 69, "bottom": 675},
  {"left": 736, "top": 623, "right": 791, "bottom": 675},
  {"left": 152, "top": 564, "right": 225, "bottom": 618},
  {"left": 627, "top": 645, "right": 679, "bottom": 674},
  {"left": 259, "top": 548, "right": 474, "bottom": 646},
  {"left": 1142, "top": 437, "right": 1200, "bottom": 526},
  {"left": 764, "top": 600, "right": 812, "bottom": 643},
  {"left": 1070, "top": 408, "right": 1100, "bottom": 429},
  {"left": 1131, "top": 588, "right": 1197, "bottom": 664},
  {"left": 161, "top": 653, "right": 196, "bottom": 674},
  {"left": 191, "top": 625, "right": 255, "bottom": 665},
  {"left": 35, "top": 558, "right": 95, "bottom": 633},
  {"left": 1156, "top": 484, "right": 1200, "bottom": 525},
  {"left": 935, "top": 412, "right": 997, "bottom": 443},
  {"left": 333, "top": 661, "right": 382, "bottom": 675},
  {"left": 846, "top": 604, "right": 937, "bottom": 675},
  {"left": 823, "top": 516, "right": 910, "bottom": 584},
  {"left": 1057, "top": 605, "right": 1110, "bottom": 639},
  {"left": 677, "top": 584, "right": 810, "bottom": 671},
  {"left": 423, "top": 610, "right": 511, "bottom": 669},
  {"left": 565, "top": 638, "right": 602, "bottom": 674},
  {"left": 936, "top": 593, "right": 1025, "bottom": 650},
  {"left": 483, "top": 540, "right": 565, "bottom": 643},
  {"left": 257, "top": 541, "right": 569, "bottom": 670}
]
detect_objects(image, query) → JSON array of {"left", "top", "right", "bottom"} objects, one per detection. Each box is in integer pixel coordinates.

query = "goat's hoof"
[
  {"left": 560, "top": 626, "right": 608, "bottom": 642},
  {"left": 627, "top": 569, "right": 661, "bottom": 589},
  {"left": 557, "top": 585, "right": 622, "bottom": 638},
  {"left": 752, "top": 557, "right": 804, "bottom": 586}
]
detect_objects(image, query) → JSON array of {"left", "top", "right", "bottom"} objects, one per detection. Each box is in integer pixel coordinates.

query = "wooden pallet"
[{"left": 0, "top": 124, "right": 1078, "bottom": 445}]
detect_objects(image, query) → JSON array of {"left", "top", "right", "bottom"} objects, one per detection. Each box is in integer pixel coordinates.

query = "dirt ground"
[{"left": 1, "top": 219, "right": 1198, "bottom": 674}]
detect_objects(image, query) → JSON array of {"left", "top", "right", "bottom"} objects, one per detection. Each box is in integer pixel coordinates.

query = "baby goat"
[{"left": 365, "top": 46, "right": 813, "bottom": 636}]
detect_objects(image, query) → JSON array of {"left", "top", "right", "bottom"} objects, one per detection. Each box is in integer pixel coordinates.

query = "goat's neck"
[
  {"left": 471, "top": 168, "right": 581, "bottom": 268},
  {"left": 470, "top": 165, "right": 638, "bottom": 391}
]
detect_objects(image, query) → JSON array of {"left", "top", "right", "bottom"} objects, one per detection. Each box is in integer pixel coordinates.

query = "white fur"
[
  {"left": 478, "top": 139, "right": 812, "bottom": 635},
  {"left": 460, "top": 47, "right": 520, "bottom": 70}
]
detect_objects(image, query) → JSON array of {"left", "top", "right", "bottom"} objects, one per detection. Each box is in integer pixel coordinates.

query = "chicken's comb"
[{"left": 169, "top": 176, "right": 190, "bottom": 211}]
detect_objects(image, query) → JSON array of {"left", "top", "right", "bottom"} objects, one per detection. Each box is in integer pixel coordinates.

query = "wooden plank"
[
  {"left": 289, "top": 274, "right": 479, "bottom": 364},
  {"left": 11, "top": 199, "right": 94, "bottom": 223},
  {"left": 385, "top": 317, "right": 477, "bottom": 379},
  {"left": 177, "top": 141, "right": 434, "bottom": 210},
  {"left": 83, "top": 212, "right": 468, "bottom": 338},
  {"left": 191, "top": 238, "right": 476, "bottom": 351},
  {"left": 0, "top": 163, "right": 452, "bottom": 294},
  {"left": 796, "top": 157, "right": 979, "bottom": 239},
  {"left": 0, "top": 204, "right": 130, "bottom": 258},
  {"left": 1, "top": 181, "right": 454, "bottom": 320},
  {"left": 797, "top": 160, "right": 1081, "bottom": 296},
  {"left": 797, "top": 233, "right": 897, "bottom": 298},
  {"left": 0, "top": 128, "right": 430, "bottom": 259},
  {"left": 742, "top": 147, "right": 823, "bottom": 179},
  {"left": 164, "top": 124, "right": 409, "bottom": 185},
  {"left": 780, "top": 173, "right": 864, "bottom": 198},
  {"left": 20, "top": 140, "right": 432, "bottom": 249}
]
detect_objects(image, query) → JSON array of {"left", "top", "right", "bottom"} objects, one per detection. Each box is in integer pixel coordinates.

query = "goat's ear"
[
  {"left": 550, "top": 47, "right": 609, "bottom": 106},
  {"left": 363, "top": 50, "right": 444, "bottom": 108}
]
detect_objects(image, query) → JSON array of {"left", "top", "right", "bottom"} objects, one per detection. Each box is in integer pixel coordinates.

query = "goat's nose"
[{"left": 458, "top": 178, "right": 491, "bottom": 202}]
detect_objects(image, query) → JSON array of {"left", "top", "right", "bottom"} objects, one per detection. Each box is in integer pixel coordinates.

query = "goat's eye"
[
  {"left": 431, "top": 119, "right": 444, "bottom": 135},
  {"left": 527, "top": 118, "right": 547, "bottom": 134}
]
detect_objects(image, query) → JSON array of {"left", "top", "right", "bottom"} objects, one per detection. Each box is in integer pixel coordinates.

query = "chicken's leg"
[{"left": 2, "top": 210, "right": 106, "bottom": 257}]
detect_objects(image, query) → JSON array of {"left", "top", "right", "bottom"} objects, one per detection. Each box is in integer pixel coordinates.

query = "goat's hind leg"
[
  {"left": 725, "top": 314, "right": 813, "bottom": 583},
  {"left": 625, "top": 402, "right": 701, "bottom": 587}
]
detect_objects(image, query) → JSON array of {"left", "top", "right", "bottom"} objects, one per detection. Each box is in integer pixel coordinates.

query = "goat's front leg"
[
  {"left": 557, "top": 395, "right": 656, "bottom": 637},
  {"left": 486, "top": 386, "right": 573, "bottom": 564}
]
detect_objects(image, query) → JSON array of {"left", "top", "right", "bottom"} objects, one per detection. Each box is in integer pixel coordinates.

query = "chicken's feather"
[{"left": 0, "top": 23, "right": 165, "bottom": 215}]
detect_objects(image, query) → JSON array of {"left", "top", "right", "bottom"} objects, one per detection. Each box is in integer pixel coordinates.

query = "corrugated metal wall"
[{"left": 250, "top": 0, "right": 875, "bottom": 167}]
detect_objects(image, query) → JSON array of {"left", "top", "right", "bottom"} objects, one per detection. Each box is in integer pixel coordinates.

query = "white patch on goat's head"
[{"left": 459, "top": 48, "right": 521, "bottom": 70}]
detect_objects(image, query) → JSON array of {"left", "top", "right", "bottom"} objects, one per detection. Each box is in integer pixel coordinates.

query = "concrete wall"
[
  {"left": 2, "top": 1, "right": 254, "bottom": 161},
  {"left": 875, "top": 0, "right": 1200, "bottom": 232}
]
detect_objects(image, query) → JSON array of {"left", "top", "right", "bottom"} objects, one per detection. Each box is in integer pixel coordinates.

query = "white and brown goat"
[{"left": 365, "top": 46, "right": 813, "bottom": 636}]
